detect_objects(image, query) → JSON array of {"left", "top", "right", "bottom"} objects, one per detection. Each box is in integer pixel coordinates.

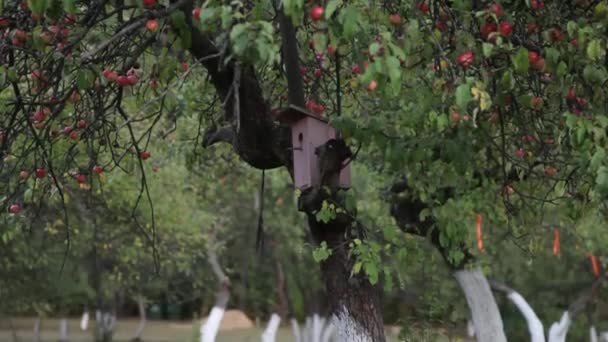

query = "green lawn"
[{"left": 1, "top": 317, "right": 412, "bottom": 342}]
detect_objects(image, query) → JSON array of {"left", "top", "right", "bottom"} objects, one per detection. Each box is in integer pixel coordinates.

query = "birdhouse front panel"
[{"left": 291, "top": 117, "right": 351, "bottom": 190}]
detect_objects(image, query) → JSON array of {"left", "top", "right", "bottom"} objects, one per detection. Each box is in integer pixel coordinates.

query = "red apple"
[
  {"left": 550, "top": 28, "right": 563, "bottom": 42},
  {"left": 19, "top": 170, "right": 29, "bottom": 179},
  {"left": 192, "top": 7, "right": 202, "bottom": 20},
  {"left": 314, "top": 68, "right": 322, "bottom": 78},
  {"left": 417, "top": 2, "right": 429, "bottom": 14},
  {"left": 309, "top": 5, "right": 324, "bottom": 21},
  {"left": 566, "top": 87, "right": 576, "bottom": 100},
  {"left": 527, "top": 22, "right": 538, "bottom": 33},
  {"left": 9, "top": 204, "right": 21, "bottom": 214},
  {"left": 351, "top": 65, "right": 360, "bottom": 75},
  {"left": 146, "top": 19, "right": 158, "bottom": 32},
  {"left": 480, "top": 22, "right": 497, "bottom": 41},
  {"left": 528, "top": 51, "right": 540, "bottom": 64},
  {"left": 69, "top": 130, "right": 79, "bottom": 140},
  {"left": 75, "top": 174, "right": 86, "bottom": 184},
  {"left": 530, "top": 0, "right": 544, "bottom": 10},
  {"left": 78, "top": 120, "right": 87, "bottom": 129},
  {"left": 139, "top": 150, "right": 151, "bottom": 160},
  {"left": 63, "top": 126, "right": 73, "bottom": 135},
  {"left": 544, "top": 166, "right": 557, "bottom": 177},
  {"left": 489, "top": 3, "right": 504, "bottom": 17},
  {"left": 180, "top": 62, "right": 189, "bottom": 72},
  {"left": 103, "top": 69, "right": 118, "bottom": 81},
  {"left": 452, "top": 111, "right": 460, "bottom": 122},
  {"left": 516, "top": 148, "right": 525, "bottom": 158},
  {"left": 152, "top": 165, "right": 160, "bottom": 172},
  {"left": 31, "top": 110, "right": 46, "bottom": 122},
  {"left": 389, "top": 14, "right": 401, "bottom": 26},
  {"left": 35, "top": 168, "right": 47, "bottom": 178},
  {"left": 499, "top": 21, "right": 513, "bottom": 37},
  {"left": 117, "top": 75, "right": 130, "bottom": 86},
  {"left": 143, "top": 0, "right": 156, "bottom": 7},
  {"left": 367, "top": 80, "right": 378, "bottom": 91},
  {"left": 93, "top": 165, "right": 104, "bottom": 175},
  {"left": 457, "top": 51, "right": 474, "bottom": 68}
]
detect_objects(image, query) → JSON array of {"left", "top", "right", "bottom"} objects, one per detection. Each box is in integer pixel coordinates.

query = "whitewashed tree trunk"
[
  {"left": 466, "top": 320, "right": 475, "bottom": 338},
  {"left": 599, "top": 331, "right": 608, "bottom": 342},
  {"left": 59, "top": 318, "right": 68, "bottom": 342},
  {"left": 320, "top": 320, "right": 335, "bottom": 342},
  {"left": 454, "top": 268, "right": 506, "bottom": 342},
  {"left": 32, "top": 317, "right": 41, "bottom": 342},
  {"left": 95, "top": 310, "right": 116, "bottom": 342},
  {"left": 200, "top": 287, "right": 229, "bottom": 342},
  {"left": 506, "top": 291, "right": 545, "bottom": 342},
  {"left": 291, "top": 319, "right": 302, "bottom": 342},
  {"left": 133, "top": 296, "right": 147, "bottom": 341},
  {"left": 548, "top": 311, "right": 571, "bottom": 342},
  {"left": 591, "top": 326, "right": 598, "bottom": 342},
  {"left": 261, "top": 313, "right": 281, "bottom": 342},
  {"left": 80, "top": 311, "right": 89, "bottom": 331}
]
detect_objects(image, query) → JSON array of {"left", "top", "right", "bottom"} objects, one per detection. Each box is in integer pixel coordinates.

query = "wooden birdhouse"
[{"left": 274, "top": 105, "right": 351, "bottom": 190}]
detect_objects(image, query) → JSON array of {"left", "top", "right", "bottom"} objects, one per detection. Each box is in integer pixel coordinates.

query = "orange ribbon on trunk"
[
  {"left": 552, "top": 228, "right": 560, "bottom": 256},
  {"left": 476, "top": 214, "right": 483, "bottom": 252}
]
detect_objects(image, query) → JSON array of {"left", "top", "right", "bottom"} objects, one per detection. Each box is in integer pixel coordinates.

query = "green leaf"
[
  {"left": 482, "top": 43, "right": 494, "bottom": 58},
  {"left": 364, "top": 262, "right": 379, "bottom": 285},
  {"left": 591, "top": 148, "right": 606, "bottom": 170},
  {"left": 455, "top": 83, "right": 472, "bottom": 111},
  {"left": 76, "top": 69, "right": 94, "bottom": 90},
  {"left": 325, "top": 0, "right": 341, "bottom": 19},
  {"left": 369, "top": 42, "right": 380, "bottom": 56},
  {"left": 512, "top": 47, "right": 529, "bottom": 74},
  {"left": 352, "top": 261, "right": 362, "bottom": 275},
  {"left": 63, "top": 0, "right": 76, "bottom": 14},
  {"left": 586, "top": 39, "right": 603, "bottom": 61}
]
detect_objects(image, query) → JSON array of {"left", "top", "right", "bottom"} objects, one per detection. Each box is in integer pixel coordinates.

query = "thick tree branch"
[{"left": 173, "top": 0, "right": 291, "bottom": 171}]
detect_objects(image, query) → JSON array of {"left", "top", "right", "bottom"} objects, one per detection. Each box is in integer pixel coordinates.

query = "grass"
[{"left": 1, "top": 317, "right": 408, "bottom": 342}]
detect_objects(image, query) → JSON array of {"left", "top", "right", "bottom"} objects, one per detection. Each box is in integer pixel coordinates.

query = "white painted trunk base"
[
  {"left": 332, "top": 307, "right": 372, "bottom": 342},
  {"left": 291, "top": 319, "right": 302, "bottom": 342},
  {"left": 201, "top": 306, "right": 225, "bottom": 342},
  {"left": 133, "top": 296, "right": 147, "bottom": 340},
  {"left": 261, "top": 313, "right": 281, "bottom": 342},
  {"left": 32, "top": 317, "right": 41, "bottom": 342},
  {"left": 454, "top": 268, "right": 506, "bottom": 342},
  {"left": 80, "top": 311, "right": 89, "bottom": 331},
  {"left": 548, "top": 311, "right": 570, "bottom": 342},
  {"left": 506, "top": 291, "right": 545, "bottom": 342},
  {"left": 291, "top": 315, "right": 336, "bottom": 342},
  {"left": 59, "top": 318, "right": 68, "bottom": 342},
  {"left": 591, "top": 326, "right": 598, "bottom": 342}
]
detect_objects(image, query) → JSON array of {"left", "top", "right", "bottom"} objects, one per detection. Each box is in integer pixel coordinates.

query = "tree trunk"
[
  {"left": 490, "top": 280, "right": 544, "bottom": 342},
  {"left": 291, "top": 319, "right": 301, "bottom": 342},
  {"left": 59, "top": 318, "right": 68, "bottom": 342},
  {"left": 132, "top": 296, "right": 146, "bottom": 341},
  {"left": 454, "top": 268, "right": 506, "bottom": 342},
  {"left": 95, "top": 311, "right": 116, "bottom": 342},
  {"left": 507, "top": 291, "right": 545, "bottom": 341},
  {"left": 80, "top": 311, "right": 89, "bottom": 331},
  {"left": 7, "top": 317, "right": 19, "bottom": 342},
  {"left": 32, "top": 317, "right": 40, "bottom": 342},
  {"left": 548, "top": 311, "right": 570, "bottom": 342},
  {"left": 200, "top": 289, "right": 228, "bottom": 342},
  {"left": 306, "top": 214, "right": 385, "bottom": 342},
  {"left": 591, "top": 326, "right": 599, "bottom": 342},
  {"left": 261, "top": 313, "right": 281, "bottom": 342}
]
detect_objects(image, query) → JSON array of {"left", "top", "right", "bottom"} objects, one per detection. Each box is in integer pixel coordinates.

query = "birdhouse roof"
[{"left": 272, "top": 104, "right": 328, "bottom": 125}]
